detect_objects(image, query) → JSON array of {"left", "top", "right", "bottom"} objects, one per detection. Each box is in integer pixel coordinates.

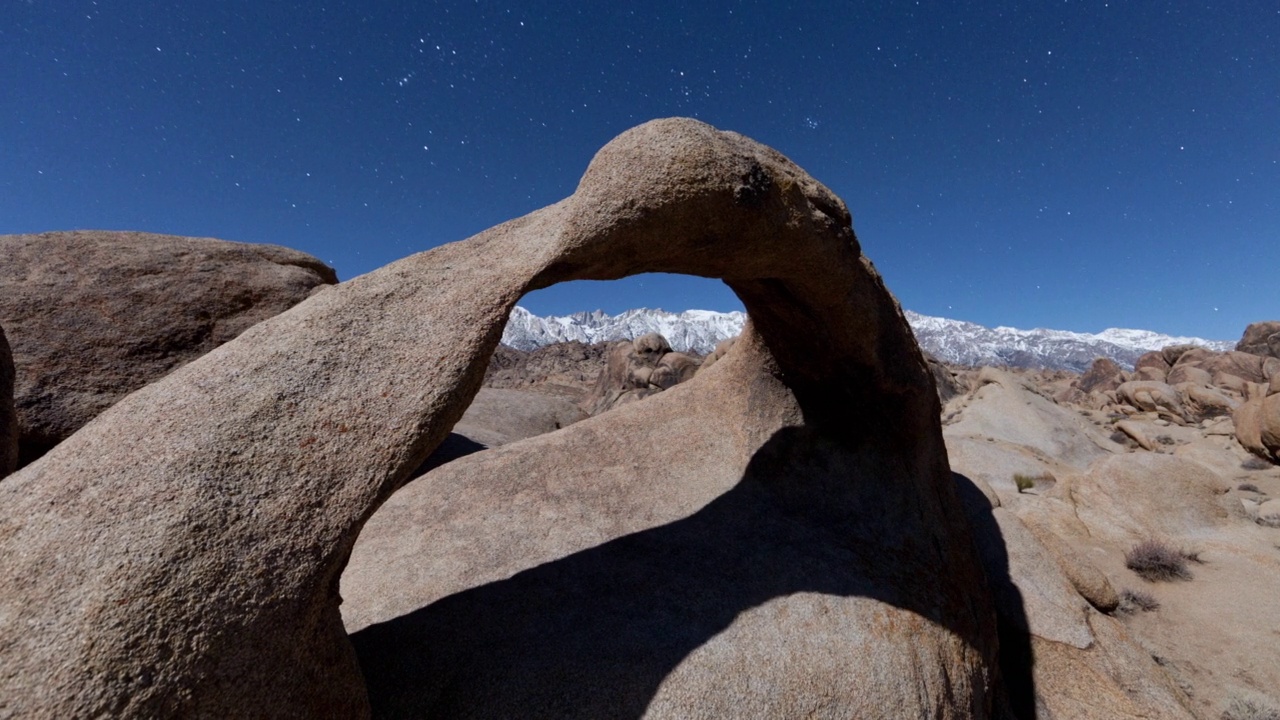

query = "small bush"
[
  {"left": 1242, "top": 456, "right": 1275, "bottom": 471},
  {"left": 1125, "top": 539, "right": 1195, "bottom": 581},
  {"left": 1238, "top": 483, "right": 1261, "bottom": 493},
  {"left": 1156, "top": 434, "right": 1175, "bottom": 446},
  {"left": 1222, "top": 695, "right": 1280, "bottom": 720},
  {"left": 1117, "top": 588, "right": 1160, "bottom": 614},
  {"left": 1012, "top": 471, "right": 1055, "bottom": 493}
]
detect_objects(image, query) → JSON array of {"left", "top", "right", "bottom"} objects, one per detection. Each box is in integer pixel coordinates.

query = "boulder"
[
  {"left": 1237, "top": 320, "right": 1280, "bottom": 359},
  {"left": 0, "top": 119, "right": 1001, "bottom": 717},
  {"left": 649, "top": 351, "right": 700, "bottom": 389},
  {"left": 1077, "top": 357, "right": 1126, "bottom": 394},
  {"left": 1133, "top": 350, "right": 1170, "bottom": 379},
  {"left": 1116, "top": 381, "right": 1189, "bottom": 424},
  {"left": 1196, "top": 351, "right": 1269, "bottom": 385},
  {"left": 1115, "top": 419, "right": 1154, "bottom": 451},
  {"left": 1131, "top": 365, "right": 1168, "bottom": 382},
  {"left": 1161, "top": 344, "right": 1203, "bottom": 367},
  {"left": 1165, "top": 364, "right": 1213, "bottom": 387},
  {"left": 0, "top": 230, "right": 338, "bottom": 467},
  {"left": 0, "top": 324, "right": 15, "bottom": 478},
  {"left": 1175, "top": 382, "right": 1239, "bottom": 421},
  {"left": 1234, "top": 394, "right": 1280, "bottom": 463}
]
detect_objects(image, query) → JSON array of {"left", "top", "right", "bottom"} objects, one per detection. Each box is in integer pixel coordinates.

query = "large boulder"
[
  {"left": 1076, "top": 357, "right": 1126, "bottom": 395},
  {"left": 0, "top": 120, "right": 1002, "bottom": 717},
  {"left": 0, "top": 324, "right": 15, "bottom": 478},
  {"left": 1237, "top": 321, "right": 1280, "bottom": 359},
  {"left": 1234, "top": 394, "right": 1280, "bottom": 464},
  {"left": 0, "top": 230, "right": 338, "bottom": 467}
]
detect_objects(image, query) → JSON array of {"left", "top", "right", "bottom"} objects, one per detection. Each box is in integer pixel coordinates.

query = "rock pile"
[
  {"left": 1050, "top": 329, "right": 1280, "bottom": 465},
  {"left": 0, "top": 119, "right": 1003, "bottom": 717},
  {"left": 0, "top": 230, "right": 338, "bottom": 467}
]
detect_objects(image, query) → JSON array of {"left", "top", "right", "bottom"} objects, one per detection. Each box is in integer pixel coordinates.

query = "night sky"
[{"left": 3, "top": 2, "right": 1277, "bottom": 340}]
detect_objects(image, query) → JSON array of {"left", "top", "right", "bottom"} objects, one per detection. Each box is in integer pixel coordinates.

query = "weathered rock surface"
[
  {"left": 1235, "top": 394, "right": 1280, "bottom": 464},
  {"left": 0, "top": 324, "right": 16, "bottom": 479},
  {"left": 946, "top": 367, "right": 1118, "bottom": 470},
  {"left": 0, "top": 230, "right": 338, "bottom": 467},
  {"left": 1237, "top": 320, "right": 1280, "bottom": 359},
  {"left": 0, "top": 120, "right": 1001, "bottom": 717}
]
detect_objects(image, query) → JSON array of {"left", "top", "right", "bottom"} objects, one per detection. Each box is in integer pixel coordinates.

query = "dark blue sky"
[{"left": 3, "top": 2, "right": 1276, "bottom": 339}]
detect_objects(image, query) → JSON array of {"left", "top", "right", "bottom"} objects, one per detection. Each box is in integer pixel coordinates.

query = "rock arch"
[{"left": 0, "top": 119, "right": 999, "bottom": 717}]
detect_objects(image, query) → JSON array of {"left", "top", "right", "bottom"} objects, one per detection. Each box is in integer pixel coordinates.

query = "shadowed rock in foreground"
[
  {"left": 0, "top": 324, "right": 15, "bottom": 478},
  {"left": 0, "top": 119, "right": 1001, "bottom": 717}
]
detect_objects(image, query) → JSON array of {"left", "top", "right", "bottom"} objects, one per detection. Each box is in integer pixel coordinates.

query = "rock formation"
[
  {"left": 0, "top": 120, "right": 1002, "bottom": 717},
  {"left": 0, "top": 230, "right": 338, "bottom": 467},
  {"left": 1237, "top": 320, "right": 1280, "bottom": 359},
  {"left": 582, "top": 332, "right": 703, "bottom": 415},
  {"left": 0, "top": 324, "right": 15, "bottom": 479}
]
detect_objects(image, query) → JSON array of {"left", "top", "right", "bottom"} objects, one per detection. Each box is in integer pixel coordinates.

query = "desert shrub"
[
  {"left": 1155, "top": 434, "right": 1175, "bottom": 446},
  {"left": 1258, "top": 515, "right": 1280, "bottom": 529},
  {"left": 1222, "top": 695, "right": 1280, "bottom": 720},
  {"left": 1116, "top": 588, "right": 1160, "bottom": 614},
  {"left": 1125, "top": 539, "right": 1195, "bottom": 581},
  {"left": 1012, "top": 471, "right": 1055, "bottom": 493},
  {"left": 1242, "top": 456, "right": 1275, "bottom": 471},
  {"left": 1238, "top": 483, "right": 1261, "bottom": 493}
]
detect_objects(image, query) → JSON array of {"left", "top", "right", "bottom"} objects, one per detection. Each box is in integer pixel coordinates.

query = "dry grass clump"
[
  {"left": 1222, "top": 695, "right": 1280, "bottom": 720},
  {"left": 1155, "top": 434, "right": 1175, "bottom": 446},
  {"left": 1012, "top": 471, "right": 1055, "bottom": 493},
  {"left": 1116, "top": 588, "right": 1160, "bottom": 614},
  {"left": 1125, "top": 539, "right": 1200, "bottom": 582}
]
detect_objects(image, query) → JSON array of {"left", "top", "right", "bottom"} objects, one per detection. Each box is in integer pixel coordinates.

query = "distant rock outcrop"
[
  {"left": 582, "top": 332, "right": 701, "bottom": 415},
  {"left": 0, "top": 119, "right": 1002, "bottom": 716},
  {"left": 484, "top": 340, "right": 609, "bottom": 403},
  {"left": 0, "top": 230, "right": 338, "bottom": 467},
  {"left": 0, "top": 324, "right": 15, "bottom": 479},
  {"left": 1237, "top": 320, "right": 1280, "bottom": 359}
]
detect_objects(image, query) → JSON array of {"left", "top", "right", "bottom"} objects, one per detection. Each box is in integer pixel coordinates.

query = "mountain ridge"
[{"left": 501, "top": 306, "right": 1233, "bottom": 372}]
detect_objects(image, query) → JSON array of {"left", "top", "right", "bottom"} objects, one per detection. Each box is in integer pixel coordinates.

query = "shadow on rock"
[
  {"left": 953, "top": 471, "right": 1037, "bottom": 719},
  {"left": 352, "top": 427, "right": 1013, "bottom": 719}
]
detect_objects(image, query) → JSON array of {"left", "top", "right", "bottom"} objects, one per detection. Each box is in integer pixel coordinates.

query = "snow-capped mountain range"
[{"left": 501, "top": 306, "right": 1233, "bottom": 372}]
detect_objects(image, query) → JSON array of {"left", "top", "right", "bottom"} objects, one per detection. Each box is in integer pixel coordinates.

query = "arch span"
[{"left": 0, "top": 118, "right": 1001, "bottom": 717}]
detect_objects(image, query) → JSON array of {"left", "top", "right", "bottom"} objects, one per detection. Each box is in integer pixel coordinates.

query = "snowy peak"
[
  {"left": 501, "top": 306, "right": 746, "bottom": 355},
  {"left": 501, "top": 306, "right": 1231, "bottom": 372}
]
